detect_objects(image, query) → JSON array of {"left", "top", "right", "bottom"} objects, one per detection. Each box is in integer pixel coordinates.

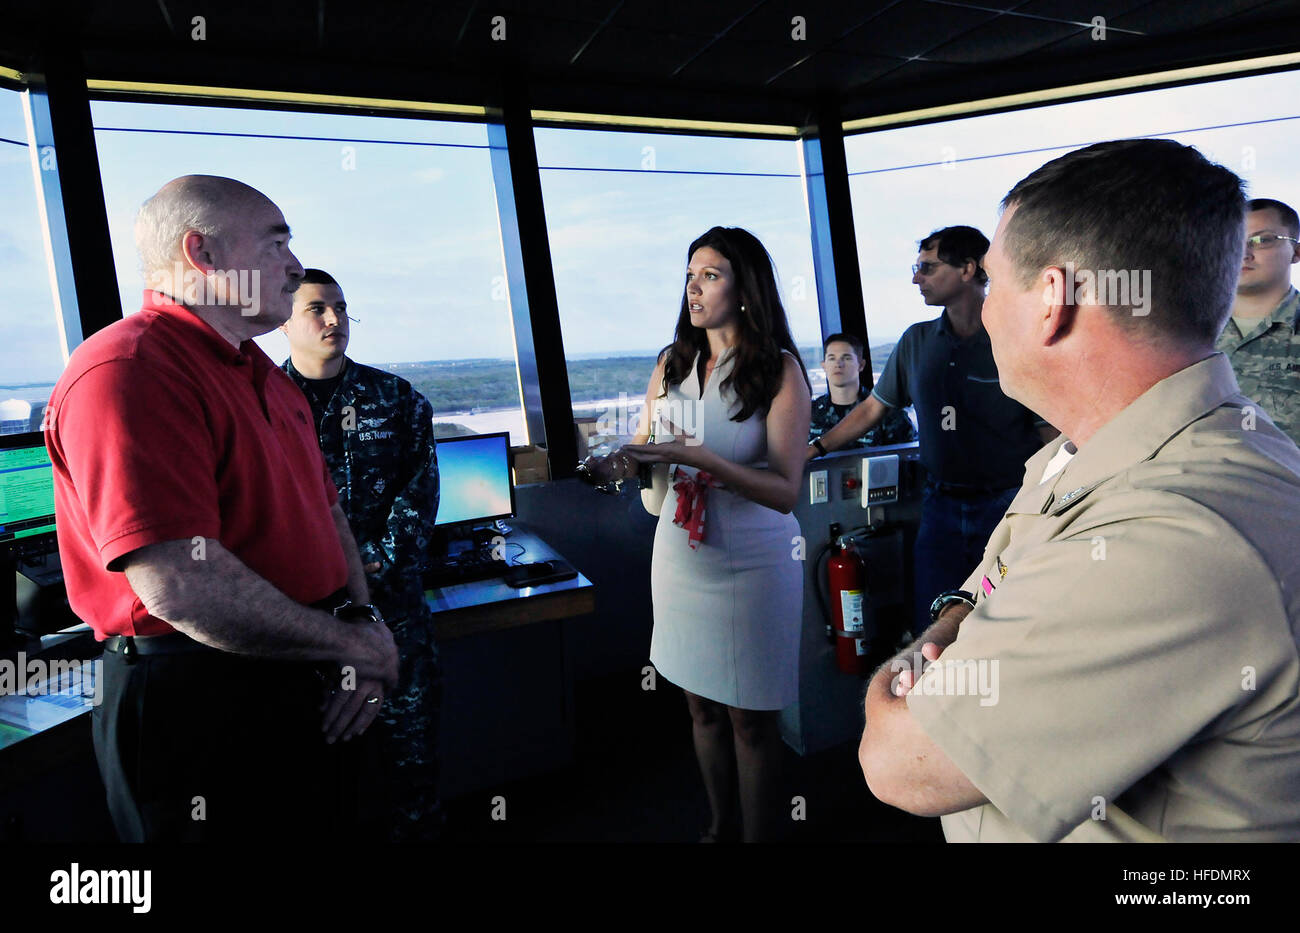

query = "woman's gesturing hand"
[{"left": 620, "top": 419, "right": 706, "bottom": 470}]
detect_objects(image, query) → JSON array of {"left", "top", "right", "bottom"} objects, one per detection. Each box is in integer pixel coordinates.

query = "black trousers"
[{"left": 93, "top": 645, "right": 381, "bottom": 842}]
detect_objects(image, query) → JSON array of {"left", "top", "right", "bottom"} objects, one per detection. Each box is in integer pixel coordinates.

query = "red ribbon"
[{"left": 672, "top": 469, "right": 715, "bottom": 550}]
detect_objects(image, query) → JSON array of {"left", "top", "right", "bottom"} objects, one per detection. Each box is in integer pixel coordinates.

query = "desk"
[
  {"left": 426, "top": 524, "right": 596, "bottom": 798},
  {"left": 0, "top": 630, "right": 116, "bottom": 841},
  {"left": 426, "top": 525, "right": 595, "bottom": 640},
  {"left": 0, "top": 526, "right": 596, "bottom": 819},
  {"left": 0, "top": 630, "right": 99, "bottom": 758}
]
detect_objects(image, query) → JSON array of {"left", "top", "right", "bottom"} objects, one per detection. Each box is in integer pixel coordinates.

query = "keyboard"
[
  {"left": 424, "top": 559, "right": 506, "bottom": 589},
  {"left": 502, "top": 560, "right": 577, "bottom": 588}
]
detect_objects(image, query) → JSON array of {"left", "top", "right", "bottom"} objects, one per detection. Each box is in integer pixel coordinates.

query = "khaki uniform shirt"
[
  {"left": 906, "top": 354, "right": 1300, "bottom": 842},
  {"left": 1215, "top": 286, "right": 1300, "bottom": 446}
]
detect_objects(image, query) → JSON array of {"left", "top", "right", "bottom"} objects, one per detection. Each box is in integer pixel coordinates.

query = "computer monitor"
[
  {"left": 434, "top": 431, "right": 516, "bottom": 529},
  {"left": 0, "top": 431, "right": 57, "bottom": 561},
  {"left": 1, "top": 432, "right": 59, "bottom": 647}
]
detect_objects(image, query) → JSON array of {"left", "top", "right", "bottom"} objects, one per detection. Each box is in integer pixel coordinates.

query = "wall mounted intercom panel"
[{"left": 862, "top": 454, "right": 899, "bottom": 506}]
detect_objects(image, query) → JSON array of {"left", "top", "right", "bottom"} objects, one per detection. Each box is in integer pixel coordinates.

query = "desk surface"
[
  {"left": 0, "top": 631, "right": 100, "bottom": 761},
  {"left": 425, "top": 524, "right": 595, "bottom": 640},
  {"left": 0, "top": 526, "right": 595, "bottom": 755}
]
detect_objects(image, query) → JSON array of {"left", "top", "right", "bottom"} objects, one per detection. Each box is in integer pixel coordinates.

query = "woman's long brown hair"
[{"left": 659, "top": 226, "right": 810, "bottom": 422}]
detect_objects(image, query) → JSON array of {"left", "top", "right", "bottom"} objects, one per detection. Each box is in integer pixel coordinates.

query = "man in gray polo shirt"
[{"left": 810, "top": 226, "right": 1055, "bottom": 635}]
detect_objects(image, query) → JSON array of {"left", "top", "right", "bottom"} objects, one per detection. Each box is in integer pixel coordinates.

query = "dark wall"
[
  {"left": 514, "top": 445, "right": 927, "bottom": 759},
  {"left": 514, "top": 479, "right": 658, "bottom": 680}
]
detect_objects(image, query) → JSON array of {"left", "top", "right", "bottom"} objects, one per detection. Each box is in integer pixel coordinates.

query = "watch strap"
[
  {"left": 333, "top": 601, "right": 385, "bottom": 625},
  {"left": 929, "top": 590, "right": 976, "bottom": 623}
]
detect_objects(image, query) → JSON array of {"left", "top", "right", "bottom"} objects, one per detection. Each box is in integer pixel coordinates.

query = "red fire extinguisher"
[{"left": 828, "top": 533, "right": 869, "bottom": 675}]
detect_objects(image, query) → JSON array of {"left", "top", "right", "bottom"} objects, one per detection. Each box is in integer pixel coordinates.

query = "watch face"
[{"left": 335, "top": 603, "right": 382, "bottom": 624}]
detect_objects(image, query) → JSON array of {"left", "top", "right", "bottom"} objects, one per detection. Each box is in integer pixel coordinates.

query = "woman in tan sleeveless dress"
[{"left": 588, "top": 227, "right": 811, "bottom": 842}]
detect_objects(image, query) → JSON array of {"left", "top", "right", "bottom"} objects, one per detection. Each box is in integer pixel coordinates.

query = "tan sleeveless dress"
[{"left": 648, "top": 348, "right": 803, "bottom": 710}]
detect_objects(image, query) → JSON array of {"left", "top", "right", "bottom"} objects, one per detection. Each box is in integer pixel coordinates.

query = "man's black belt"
[
  {"left": 103, "top": 631, "right": 214, "bottom": 657},
  {"left": 102, "top": 587, "right": 351, "bottom": 659}
]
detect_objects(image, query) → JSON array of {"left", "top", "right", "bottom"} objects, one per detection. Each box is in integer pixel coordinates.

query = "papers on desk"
[{"left": 0, "top": 657, "right": 100, "bottom": 750}]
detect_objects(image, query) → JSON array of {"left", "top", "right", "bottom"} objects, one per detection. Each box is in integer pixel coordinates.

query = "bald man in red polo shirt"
[{"left": 45, "top": 175, "right": 399, "bottom": 842}]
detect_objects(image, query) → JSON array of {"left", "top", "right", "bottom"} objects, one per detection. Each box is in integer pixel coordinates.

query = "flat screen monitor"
[
  {"left": 0, "top": 432, "right": 57, "bottom": 559},
  {"left": 434, "top": 431, "right": 515, "bottom": 528}
]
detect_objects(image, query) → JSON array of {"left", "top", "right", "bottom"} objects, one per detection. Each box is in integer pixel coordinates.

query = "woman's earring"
[{"left": 740, "top": 304, "right": 746, "bottom": 313}]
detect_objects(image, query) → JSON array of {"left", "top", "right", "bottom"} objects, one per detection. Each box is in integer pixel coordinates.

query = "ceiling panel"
[
  {"left": 766, "top": 48, "right": 918, "bottom": 92},
  {"left": 830, "top": 1, "right": 1000, "bottom": 59},
  {"left": 614, "top": 0, "right": 762, "bottom": 35},
  {"left": 1018, "top": 0, "right": 1156, "bottom": 22},
  {"left": 576, "top": 25, "right": 713, "bottom": 76},
  {"left": 926, "top": 13, "right": 1082, "bottom": 63},
  {"left": 726, "top": 2, "right": 906, "bottom": 43},
  {"left": 1110, "top": 0, "right": 1293, "bottom": 31},
  {"left": 1, "top": 0, "right": 1296, "bottom": 127}
]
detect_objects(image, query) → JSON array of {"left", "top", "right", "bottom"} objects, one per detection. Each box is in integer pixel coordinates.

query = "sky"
[
  {"left": 534, "top": 126, "right": 820, "bottom": 357},
  {"left": 847, "top": 69, "right": 1300, "bottom": 344},
  {"left": 1, "top": 67, "right": 1299, "bottom": 390},
  {"left": 0, "top": 92, "right": 65, "bottom": 388}
]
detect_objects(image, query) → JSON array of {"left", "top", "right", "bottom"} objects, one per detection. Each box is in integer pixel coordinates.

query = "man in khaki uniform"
[
  {"left": 859, "top": 139, "right": 1300, "bottom": 842},
  {"left": 1215, "top": 197, "right": 1300, "bottom": 445}
]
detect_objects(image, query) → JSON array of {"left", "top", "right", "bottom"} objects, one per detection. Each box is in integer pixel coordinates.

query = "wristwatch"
[
  {"left": 929, "top": 590, "right": 975, "bottom": 624},
  {"left": 810, "top": 438, "right": 827, "bottom": 456},
  {"left": 576, "top": 456, "right": 623, "bottom": 495},
  {"left": 333, "top": 601, "right": 385, "bottom": 626}
]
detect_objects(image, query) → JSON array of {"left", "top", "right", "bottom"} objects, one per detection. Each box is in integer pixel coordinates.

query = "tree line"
[{"left": 392, "top": 343, "right": 896, "bottom": 413}]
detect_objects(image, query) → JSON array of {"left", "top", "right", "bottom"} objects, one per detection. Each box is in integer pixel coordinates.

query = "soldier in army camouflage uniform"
[
  {"left": 1216, "top": 197, "right": 1300, "bottom": 446},
  {"left": 809, "top": 333, "right": 916, "bottom": 449},
  {"left": 280, "top": 269, "right": 443, "bottom": 842}
]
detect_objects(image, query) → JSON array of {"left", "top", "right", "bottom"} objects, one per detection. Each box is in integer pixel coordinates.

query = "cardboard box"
[
  {"left": 574, "top": 417, "right": 599, "bottom": 460},
  {"left": 510, "top": 444, "right": 550, "bottom": 485}
]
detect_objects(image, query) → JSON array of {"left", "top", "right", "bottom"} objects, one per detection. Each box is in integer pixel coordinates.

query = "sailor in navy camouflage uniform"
[
  {"left": 809, "top": 333, "right": 916, "bottom": 449},
  {"left": 280, "top": 268, "right": 442, "bottom": 841},
  {"left": 1215, "top": 198, "right": 1300, "bottom": 446}
]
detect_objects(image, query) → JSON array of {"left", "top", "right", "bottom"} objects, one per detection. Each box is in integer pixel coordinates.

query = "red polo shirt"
[{"left": 45, "top": 292, "right": 348, "bottom": 639}]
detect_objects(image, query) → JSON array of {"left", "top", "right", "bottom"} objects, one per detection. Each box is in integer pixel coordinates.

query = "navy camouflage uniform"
[
  {"left": 1215, "top": 286, "right": 1300, "bottom": 446},
  {"left": 809, "top": 384, "right": 917, "bottom": 448},
  {"left": 283, "top": 356, "right": 442, "bottom": 841}
]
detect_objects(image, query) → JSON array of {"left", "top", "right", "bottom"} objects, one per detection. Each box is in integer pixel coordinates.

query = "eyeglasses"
[
  {"left": 1245, "top": 233, "right": 1299, "bottom": 250},
  {"left": 912, "top": 261, "right": 955, "bottom": 276}
]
